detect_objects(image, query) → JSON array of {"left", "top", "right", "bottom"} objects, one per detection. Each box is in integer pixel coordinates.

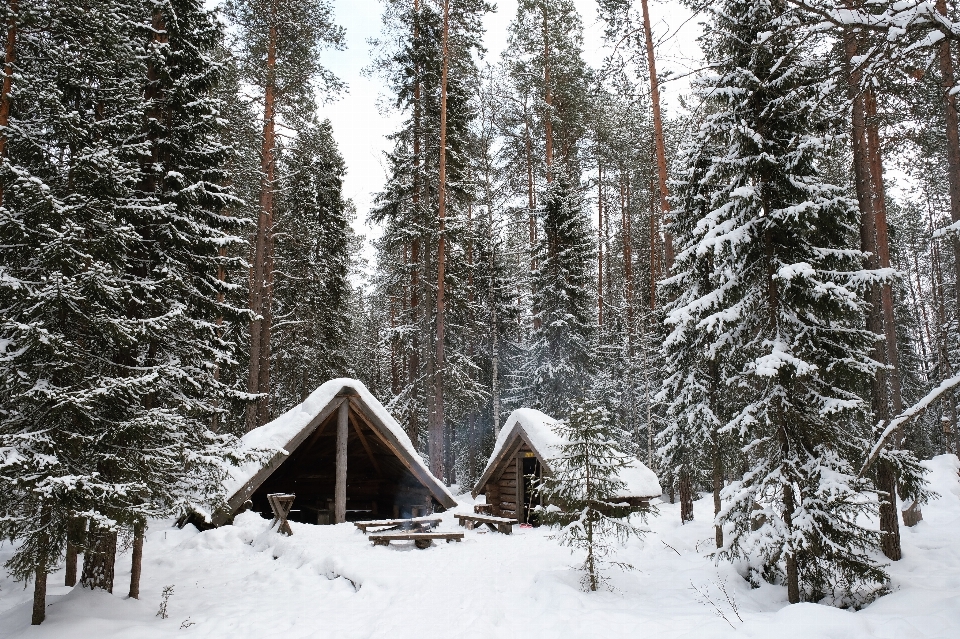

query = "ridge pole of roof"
[{"left": 335, "top": 400, "right": 349, "bottom": 524}]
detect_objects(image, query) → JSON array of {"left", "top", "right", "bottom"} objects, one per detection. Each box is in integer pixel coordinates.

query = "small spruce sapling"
[{"left": 537, "top": 399, "right": 650, "bottom": 591}]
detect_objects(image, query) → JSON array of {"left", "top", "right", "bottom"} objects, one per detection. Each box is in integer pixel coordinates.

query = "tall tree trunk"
[
  {"left": 542, "top": 3, "right": 553, "bottom": 179},
  {"left": 598, "top": 162, "right": 604, "bottom": 327},
  {"left": 484, "top": 151, "right": 501, "bottom": 435},
  {"left": 0, "top": 0, "right": 16, "bottom": 208},
  {"left": 932, "top": 233, "right": 960, "bottom": 453},
  {"left": 32, "top": 565, "right": 46, "bottom": 625},
  {"left": 409, "top": 238, "right": 421, "bottom": 442},
  {"left": 64, "top": 517, "right": 83, "bottom": 587},
  {"left": 248, "top": 9, "right": 279, "bottom": 431},
  {"left": 679, "top": 469, "right": 693, "bottom": 523},
  {"left": 936, "top": 0, "right": 960, "bottom": 317},
  {"left": 81, "top": 526, "right": 117, "bottom": 593},
  {"left": 710, "top": 360, "right": 723, "bottom": 549},
  {"left": 526, "top": 96, "right": 542, "bottom": 330},
  {"left": 128, "top": 521, "right": 145, "bottom": 599},
  {"left": 640, "top": 0, "right": 673, "bottom": 269},
  {"left": 430, "top": 0, "right": 451, "bottom": 480},
  {"left": 524, "top": 97, "right": 536, "bottom": 265},
  {"left": 409, "top": 0, "right": 422, "bottom": 444},
  {"left": 622, "top": 174, "right": 637, "bottom": 442},
  {"left": 842, "top": 20, "right": 903, "bottom": 560},
  {"left": 783, "top": 473, "right": 800, "bottom": 603},
  {"left": 867, "top": 89, "right": 916, "bottom": 536}
]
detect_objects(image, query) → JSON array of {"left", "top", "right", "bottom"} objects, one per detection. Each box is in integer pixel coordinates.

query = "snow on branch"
[{"left": 861, "top": 374, "right": 960, "bottom": 476}]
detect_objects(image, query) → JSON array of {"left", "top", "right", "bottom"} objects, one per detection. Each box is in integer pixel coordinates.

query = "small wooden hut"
[
  {"left": 212, "top": 379, "right": 455, "bottom": 526},
  {"left": 473, "top": 408, "right": 662, "bottom": 523}
]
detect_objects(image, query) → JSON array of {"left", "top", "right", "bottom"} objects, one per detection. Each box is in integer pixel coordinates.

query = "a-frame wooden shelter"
[
  {"left": 473, "top": 408, "right": 661, "bottom": 524},
  {"left": 213, "top": 379, "right": 455, "bottom": 527}
]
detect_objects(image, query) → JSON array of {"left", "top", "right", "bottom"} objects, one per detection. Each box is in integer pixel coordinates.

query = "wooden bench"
[
  {"left": 368, "top": 531, "right": 464, "bottom": 549},
  {"left": 455, "top": 513, "right": 517, "bottom": 534},
  {"left": 354, "top": 516, "right": 442, "bottom": 533}
]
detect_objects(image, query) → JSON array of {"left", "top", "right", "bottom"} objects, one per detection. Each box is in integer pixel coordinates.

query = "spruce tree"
[
  {"left": 668, "top": 0, "right": 888, "bottom": 604},
  {"left": 526, "top": 171, "right": 595, "bottom": 414},
  {"left": 539, "top": 396, "right": 648, "bottom": 592},
  {"left": 273, "top": 117, "right": 356, "bottom": 410},
  {"left": 0, "top": 0, "right": 243, "bottom": 618}
]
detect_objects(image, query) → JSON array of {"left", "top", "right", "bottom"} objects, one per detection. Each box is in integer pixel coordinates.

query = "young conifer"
[{"left": 538, "top": 395, "right": 648, "bottom": 591}]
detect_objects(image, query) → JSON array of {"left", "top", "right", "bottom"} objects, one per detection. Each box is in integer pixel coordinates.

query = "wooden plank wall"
[
  {"left": 485, "top": 442, "right": 534, "bottom": 519},
  {"left": 497, "top": 457, "right": 518, "bottom": 519}
]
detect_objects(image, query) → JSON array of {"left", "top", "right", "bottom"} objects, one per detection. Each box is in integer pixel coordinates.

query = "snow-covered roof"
[
  {"left": 217, "top": 379, "right": 456, "bottom": 524},
  {"left": 474, "top": 408, "right": 662, "bottom": 499}
]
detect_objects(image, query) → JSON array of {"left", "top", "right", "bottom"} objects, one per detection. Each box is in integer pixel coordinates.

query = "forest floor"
[{"left": 0, "top": 454, "right": 958, "bottom": 639}]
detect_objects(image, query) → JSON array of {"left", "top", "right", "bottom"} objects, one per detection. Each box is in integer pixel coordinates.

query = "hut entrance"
[
  {"left": 249, "top": 398, "right": 434, "bottom": 524},
  {"left": 520, "top": 455, "right": 543, "bottom": 525}
]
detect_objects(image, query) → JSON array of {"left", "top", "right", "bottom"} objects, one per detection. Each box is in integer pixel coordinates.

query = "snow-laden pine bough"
[
  {"left": 194, "top": 379, "right": 456, "bottom": 529},
  {"left": 472, "top": 408, "right": 662, "bottom": 523}
]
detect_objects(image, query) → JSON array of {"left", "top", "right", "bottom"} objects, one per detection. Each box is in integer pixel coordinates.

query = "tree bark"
[
  {"left": 128, "top": 521, "right": 144, "bottom": 599},
  {"left": 598, "top": 162, "right": 604, "bottom": 326},
  {"left": 81, "top": 526, "right": 117, "bottom": 593},
  {"left": 542, "top": 3, "right": 553, "bottom": 179},
  {"left": 842, "top": 18, "right": 904, "bottom": 560},
  {"left": 679, "top": 469, "right": 693, "bottom": 523},
  {"left": 32, "top": 565, "right": 46, "bottom": 625},
  {"left": 783, "top": 480, "right": 800, "bottom": 604},
  {"left": 0, "top": 0, "right": 18, "bottom": 208},
  {"left": 640, "top": 0, "right": 673, "bottom": 269},
  {"left": 64, "top": 517, "right": 83, "bottom": 587},
  {"left": 430, "top": 0, "right": 452, "bottom": 481},
  {"left": 711, "top": 360, "right": 723, "bottom": 549},
  {"left": 248, "top": 5, "right": 279, "bottom": 431},
  {"left": 936, "top": 0, "right": 960, "bottom": 318},
  {"left": 409, "top": 0, "right": 423, "bottom": 444}
]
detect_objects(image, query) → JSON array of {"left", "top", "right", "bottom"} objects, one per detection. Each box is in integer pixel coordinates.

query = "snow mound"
[{"left": 483, "top": 407, "right": 662, "bottom": 498}]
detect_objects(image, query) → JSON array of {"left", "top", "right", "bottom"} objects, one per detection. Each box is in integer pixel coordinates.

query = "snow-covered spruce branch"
[
  {"left": 786, "top": 0, "right": 960, "bottom": 45},
  {"left": 861, "top": 374, "right": 960, "bottom": 477}
]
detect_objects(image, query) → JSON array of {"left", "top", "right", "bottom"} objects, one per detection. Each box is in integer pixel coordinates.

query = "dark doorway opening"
[{"left": 521, "top": 455, "right": 543, "bottom": 525}]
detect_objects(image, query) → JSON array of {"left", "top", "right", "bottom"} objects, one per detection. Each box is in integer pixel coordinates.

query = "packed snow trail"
[{"left": 1, "top": 455, "right": 958, "bottom": 639}]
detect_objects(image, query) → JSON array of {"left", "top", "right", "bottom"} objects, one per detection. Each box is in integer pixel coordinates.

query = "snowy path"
[{"left": 1, "top": 455, "right": 958, "bottom": 639}]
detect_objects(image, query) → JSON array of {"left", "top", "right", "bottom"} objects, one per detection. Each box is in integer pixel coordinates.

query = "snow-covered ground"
[{"left": 1, "top": 455, "right": 958, "bottom": 639}]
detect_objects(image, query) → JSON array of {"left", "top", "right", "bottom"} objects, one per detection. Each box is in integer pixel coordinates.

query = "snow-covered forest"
[{"left": 2, "top": 0, "right": 960, "bottom": 636}]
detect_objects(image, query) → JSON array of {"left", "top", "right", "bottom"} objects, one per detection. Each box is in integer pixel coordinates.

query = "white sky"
[{"left": 313, "top": 0, "right": 703, "bottom": 247}]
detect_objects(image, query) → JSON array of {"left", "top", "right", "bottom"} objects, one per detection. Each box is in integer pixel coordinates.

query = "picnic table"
[
  {"left": 354, "top": 516, "right": 442, "bottom": 533},
  {"left": 454, "top": 512, "right": 517, "bottom": 534},
  {"left": 368, "top": 531, "right": 464, "bottom": 549}
]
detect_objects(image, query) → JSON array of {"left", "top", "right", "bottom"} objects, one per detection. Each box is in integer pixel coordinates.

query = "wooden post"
[
  {"left": 335, "top": 399, "right": 348, "bottom": 524},
  {"left": 516, "top": 454, "right": 524, "bottom": 524}
]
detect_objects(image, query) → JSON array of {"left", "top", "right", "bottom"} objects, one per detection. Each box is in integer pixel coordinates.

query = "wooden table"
[
  {"left": 455, "top": 513, "right": 517, "bottom": 534},
  {"left": 368, "top": 531, "right": 465, "bottom": 549},
  {"left": 354, "top": 516, "right": 442, "bottom": 533}
]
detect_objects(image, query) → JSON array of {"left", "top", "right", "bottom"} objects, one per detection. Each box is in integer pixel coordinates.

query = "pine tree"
[
  {"left": 538, "top": 396, "right": 648, "bottom": 591},
  {"left": 223, "top": 0, "right": 345, "bottom": 431},
  {"left": 668, "top": 0, "right": 888, "bottom": 604},
  {"left": 369, "top": 0, "right": 491, "bottom": 482}
]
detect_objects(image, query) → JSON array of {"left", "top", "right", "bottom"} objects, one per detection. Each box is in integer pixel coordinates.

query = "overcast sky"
[{"left": 311, "top": 0, "right": 703, "bottom": 247}]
